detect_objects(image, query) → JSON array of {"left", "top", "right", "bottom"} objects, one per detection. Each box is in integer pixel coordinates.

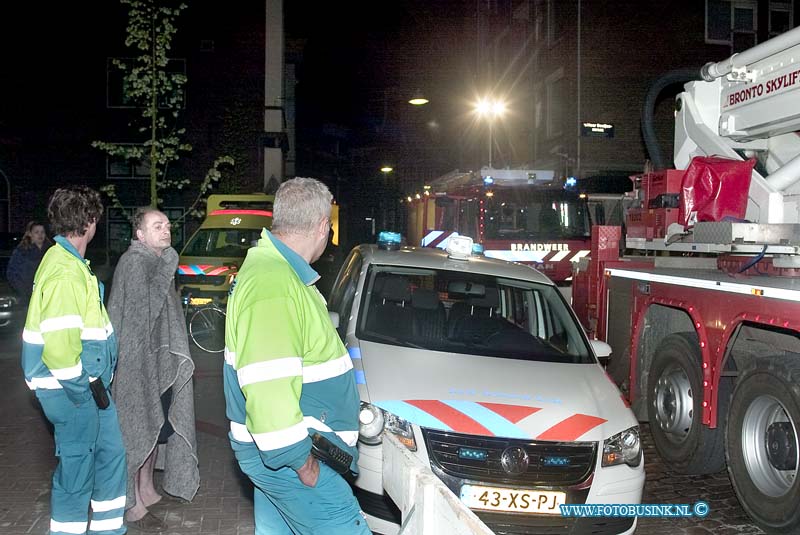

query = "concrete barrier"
[{"left": 382, "top": 433, "right": 495, "bottom": 535}]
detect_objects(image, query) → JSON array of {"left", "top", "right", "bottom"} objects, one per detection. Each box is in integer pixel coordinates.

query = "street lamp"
[
  {"left": 408, "top": 90, "right": 429, "bottom": 106},
  {"left": 474, "top": 98, "right": 507, "bottom": 169}
]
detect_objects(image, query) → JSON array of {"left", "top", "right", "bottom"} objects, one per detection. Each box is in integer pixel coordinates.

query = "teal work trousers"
[
  {"left": 37, "top": 390, "right": 127, "bottom": 535},
  {"left": 231, "top": 438, "right": 370, "bottom": 535}
]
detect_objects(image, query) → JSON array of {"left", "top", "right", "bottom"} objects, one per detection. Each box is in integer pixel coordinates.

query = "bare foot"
[
  {"left": 125, "top": 503, "right": 149, "bottom": 522},
  {"left": 126, "top": 511, "right": 168, "bottom": 532},
  {"left": 138, "top": 451, "right": 162, "bottom": 508},
  {"left": 140, "top": 491, "right": 162, "bottom": 508}
]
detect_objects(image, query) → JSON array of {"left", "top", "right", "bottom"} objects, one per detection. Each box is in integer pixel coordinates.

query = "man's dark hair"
[{"left": 47, "top": 186, "right": 104, "bottom": 237}]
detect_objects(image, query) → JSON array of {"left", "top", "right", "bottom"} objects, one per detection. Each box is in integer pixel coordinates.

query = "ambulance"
[
  {"left": 327, "top": 233, "right": 644, "bottom": 534},
  {"left": 178, "top": 194, "right": 274, "bottom": 307}
]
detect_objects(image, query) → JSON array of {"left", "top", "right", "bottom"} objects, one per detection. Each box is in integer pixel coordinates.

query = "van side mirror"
[
  {"left": 590, "top": 339, "right": 612, "bottom": 367},
  {"left": 328, "top": 311, "right": 340, "bottom": 329}
]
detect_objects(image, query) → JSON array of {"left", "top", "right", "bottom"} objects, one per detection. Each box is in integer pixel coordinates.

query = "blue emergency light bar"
[
  {"left": 458, "top": 447, "right": 489, "bottom": 461},
  {"left": 377, "top": 231, "right": 402, "bottom": 250},
  {"left": 471, "top": 243, "right": 485, "bottom": 255},
  {"left": 543, "top": 455, "right": 571, "bottom": 467}
]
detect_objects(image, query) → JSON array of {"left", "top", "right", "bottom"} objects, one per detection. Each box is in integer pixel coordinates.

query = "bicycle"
[{"left": 184, "top": 299, "right": 226, "bottom": 354}]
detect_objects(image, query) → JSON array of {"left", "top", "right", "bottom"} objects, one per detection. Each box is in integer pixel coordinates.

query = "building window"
[
  {"left": 107, "top": 57, "right": 187, "bottom": 109},
  {"left": 547, "top": 0, "right": 563, "bottom": 46},
  {"left": 706, "top": 0, "right": 758, "bottom": 51},
  {"left": 546, "top": 69, "right": 564, "bottom": 139},
  {"left": 770, "top": 1, "right": 793, "bottom": 37},
  {"left": 107, "top": 145, "right": 151, "bottom": 179}
]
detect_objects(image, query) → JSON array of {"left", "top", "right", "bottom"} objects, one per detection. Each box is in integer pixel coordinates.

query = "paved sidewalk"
[{"left": 0, "top": 337, "right": 255, "bottom": 535}]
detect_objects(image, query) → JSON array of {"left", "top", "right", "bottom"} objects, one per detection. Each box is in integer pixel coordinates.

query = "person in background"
[
  {"left": 109, "top": 207, "right": 199, "bottom": 531},
  {"left": 224, "top": 177, "right": 369, "bottom": 534},
  {"left": 7, "top": 220, "right": 52, "bottom": 303},
  {"left": 21, "top": 186, "right": 126, "bottom": 535}
]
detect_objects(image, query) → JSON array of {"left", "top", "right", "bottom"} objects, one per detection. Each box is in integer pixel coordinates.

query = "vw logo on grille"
[{"left": 500, "top": 446, "right": 529, "bottom": 475}]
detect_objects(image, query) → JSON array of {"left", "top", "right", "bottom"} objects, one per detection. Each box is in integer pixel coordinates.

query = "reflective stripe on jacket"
[
  {"left": 21, "top": 236, "right": 118, "bottom": 405},
  {"left": 224, "top": 229, "right": 360, "bottom": 471}
]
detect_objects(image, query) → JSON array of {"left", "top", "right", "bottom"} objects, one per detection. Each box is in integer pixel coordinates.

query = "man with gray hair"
[{"left": 224, "top": 177, "right": 368, "bottom": 534}]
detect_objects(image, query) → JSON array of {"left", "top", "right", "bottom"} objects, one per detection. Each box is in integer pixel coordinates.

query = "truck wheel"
[
  {"left": 646, "top": 333, "right": 727, "bottom": 474},
  {"left": 726, "top": 358, "right": 800, "bottom": 533}
]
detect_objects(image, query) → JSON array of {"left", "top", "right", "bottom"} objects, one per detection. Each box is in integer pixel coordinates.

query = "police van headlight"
[
  {"left": 358, "top": 402, "right": 417, "bottom": 451},
  {"left": 602, "top": 426, "right": 642, "bottom": 467},
  {"left": 358, "top": 403, "right": 385, "bottom": 445}
]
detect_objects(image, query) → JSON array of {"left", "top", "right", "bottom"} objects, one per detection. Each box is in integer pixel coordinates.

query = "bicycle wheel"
[{"left": 189, "top": 306, "right": 226, "bottom": 353}]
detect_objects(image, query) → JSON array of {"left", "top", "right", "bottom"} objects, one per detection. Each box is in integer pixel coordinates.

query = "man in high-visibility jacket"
[
  {"left": 224, "top": 177, "right": 369, "bottom": 534},
  {"left": 21, "top": 186, "right": 127, "bottom": 535}
]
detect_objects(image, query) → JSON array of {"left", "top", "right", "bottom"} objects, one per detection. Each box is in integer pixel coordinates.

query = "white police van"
[{"left": 327, "top": 233, "right": 644, "bottom": 534}]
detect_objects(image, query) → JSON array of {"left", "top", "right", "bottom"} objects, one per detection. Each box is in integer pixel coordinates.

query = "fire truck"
[
  {"left": 407, "top": 167, "right": 592, "bottom": 282},
  {"left": 572, "top": 28, "right": 800, "bottom": 532}
]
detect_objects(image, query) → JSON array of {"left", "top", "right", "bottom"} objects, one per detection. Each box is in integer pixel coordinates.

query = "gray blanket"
[{"left": 109, "top": 240, "right": 199, "bottom": 507}]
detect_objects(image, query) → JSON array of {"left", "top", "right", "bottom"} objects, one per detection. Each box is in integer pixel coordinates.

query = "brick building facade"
[{"left": 474, "top": 0, "right": 797, "bottom": 186}]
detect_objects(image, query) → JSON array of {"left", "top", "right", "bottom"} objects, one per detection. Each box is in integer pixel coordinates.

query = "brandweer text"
[{"left": 510, "top": 243, "right": 569, "bottom": 252}]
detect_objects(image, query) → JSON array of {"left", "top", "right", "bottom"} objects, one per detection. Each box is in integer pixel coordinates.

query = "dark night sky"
[
  {"left": 0, "top": 0, "right": 489, "bottom": 251},
  {"left": 0, "top": 1, "right": 477, "bottom": 177},
  {"left": 286, "top": 0, "right": 477, "bottom": 168},
  {"left": 289, "top": 0, "right": 482, "bottom": 183},
  {"left": 287, "top": 1, "right": 472, "bottom": 123}
]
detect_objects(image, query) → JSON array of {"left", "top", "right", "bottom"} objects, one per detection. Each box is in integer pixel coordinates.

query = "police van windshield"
[
  {"left": 357, "top": 266, "right": 593, "bottom": 364},
  {"left": 182, "top": 229, "right": 263, "bottom": 258},
  {"left": 484, "top": 190, "right": 590, "bottom": 240}
]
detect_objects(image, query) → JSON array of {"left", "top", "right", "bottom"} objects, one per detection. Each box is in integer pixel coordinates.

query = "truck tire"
[
  {"left": 726, "top": 358, "right": 800, "bottom": 534},
  {"left": 646, "top": 332, "right": 727, "bottom": 474}
]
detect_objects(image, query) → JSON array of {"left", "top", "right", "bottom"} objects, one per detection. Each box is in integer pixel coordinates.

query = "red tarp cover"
[{"left": 679, "top": 156, "right": 755, "bottom": 228}]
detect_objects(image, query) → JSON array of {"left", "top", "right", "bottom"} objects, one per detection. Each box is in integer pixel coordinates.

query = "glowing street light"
[
  {"left": 380, "top": 166, "right": 394, "bottom": 173},
  {"left": 475, "top": 99, "right": 505, "bottom": 117},
  {"left": 408, "top": 90, "right": 429, "bottom": 106},
  {"left": 474, "top": 97, "right": 507, "bottom": 169}
]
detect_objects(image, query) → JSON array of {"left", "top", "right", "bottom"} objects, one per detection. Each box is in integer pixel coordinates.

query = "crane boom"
[{"left": 674, "top": 28, "right": 800, "bottom": 226}]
